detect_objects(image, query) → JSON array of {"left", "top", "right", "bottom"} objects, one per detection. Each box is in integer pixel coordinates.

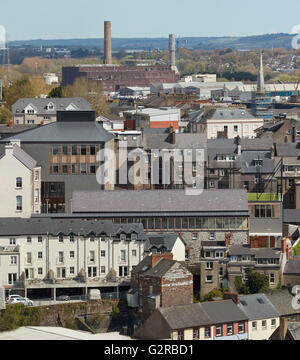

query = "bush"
[
  {"left": 0, "top": 304, "right": 41, "bottom": 332},
  {"left": 112, "top": 306, "right": 120, "bottom": 317},
  {"left": 203, "top": 289, "right": 223, "bottom": 302},
  {"left": 247, "top": 270, "right": 269, "bottom": 294}
]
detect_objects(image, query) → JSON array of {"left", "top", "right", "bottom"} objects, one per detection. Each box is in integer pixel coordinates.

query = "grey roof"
[
  {"left": 12, "top": 144, "right": 37, "bottom": 170},
  {"left": 238, "top": 293, "right": 280, "bottom": 320},
  {"left": 0, "top": 119, "right": 114, "bottom": 144},
  {"left": 201, "top": 300, "right": 248, "bottom": 324},
  {"left": 0, "top": 124, "right": 38, "bottom": 135},
  {"left": 0, "top": 218, "right": 147, "bottom": 239},
  {"left": 143, "top": 258, "right": 178, "bottom": 278},
  {"left": 266, "top": 289, "right": 300, "bottom": 316},
  {"left": 207, "top": 139, "right": 238, "bottom": 159},
  {"left": 145, "top": 233, "right": 180, "bottom": 252},
  {"left": 206, "top": 108, "right": 256, "bottom": 121},
  {"left": 12, "top": 98, "right": 91, "bottom": 115},
  {"left": 241, "top": 138, "right": 273, "bottom": 151},
  {"left": 142, "top": 133, "right": 207, "bottom": 152},
  {"left": 228, "top": 245, "right": 281, "bottom": 259},
  {"left": 284, "top": 257, "right": 300, "bottom": 274},
  {"left": 276, "top": 143, "right": 300, "bottom": 157},
  {"left": 284, "top": 209, "right": 300, "bottom": 224},
  {"left": 158, "top": 303, "right": 214, "bottom": 329},
  {"left": 72, "top": 189, "right": 249, "bottom": 215},
  {"left": 241, "top": 151, "right": 274, "bottom": 174}
]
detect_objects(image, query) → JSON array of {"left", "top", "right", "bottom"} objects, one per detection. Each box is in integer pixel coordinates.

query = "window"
[
  {"left": 58, "top": 252, "right": 64, "bottom": 263},
  {"left": 9, "top": 238, "right": 16, "bottom": 245},
  {"left": 132, "top": 250, "right": 137, "bottom": 257},
  {"left": 81, "top": 145, "right": 86, "bottom": 155},
  {"left": 252, "top": 321, "right": 257, "bottom": 331},
  {"left": 90, "top": 163, "right": 96, "bottom": 174},
  {"left": 216, "top": 325, "right": 223, "bottom": 337},
  {"left": 178, "top": 330, "right": 184, "bottom": 341},
  {"left": 70, "top": 251, "right": 75, "bottom": 258},
  {"left": 70, "top": 267, "right": 75, "bottom": 275},
  {"left": 27, "top": 237, "right": 32, "bottom": 244},
  {"left": 209, "top": 181, "right": 215, "bottom": 188},
  {"left": 120, "top": 250, "right": 126, "bottom": 262},
  {"left": 192, "top": 233, "right": 198, "bottom": 241},
  {"left": 234, "top": 125, "right": 238, "bottom": 132},
  {"left": 101, "top": 266, "right": 106, "bottom": 274},
  {"left": 209, "top": 232, "right": 215, "bottom": 241},
  {"left": 206, "top": 275, "right": 213, "bottom": 283},
  {"left": 72, "top": 164, "right": 78, "bottom": 174},
  {"left": 59, "top": 235, "right": 64, "bottom": 243},
  {"left": 119, "top": 266, "right": 128, "bottom": 277},
  {"left": 216, "top": 251, "right": 224, "bottom": 258},
  {"left": 262, "top": 320, "right": 267, "bottom": 330},
  {"left": 81, "top": 163, "right": 87, "bottom": 174},
  {"left": 26, "top": 252, "right": 32, "bottom": 264},
  {"left": 38, "top": 268, "right": 43, "bottom": 275},
  {"left": 70, "top": 235, "right": 75, "bottom": 242},
  {"left": 72, "top": 145, "right": 78, "bottom": 155},
  {"left": 269, "top": 273, "right": 275, "bottom": 285},
  {"left": 10, "top": 256, "right": 17, "bottom": 265},
  {"left": 62, "top": 164, "right": 68, "bottom": 173},
  {"left": 238, "top": 322, "right": 245, "bottom": 334},
  {"left": 206, "top": 262, "right": 213, "bottom": 270},
  {"left": 35, "top": 171, "right": 39, "bottom": 181},
  {"left": 53, "top": 145, "right": 58, "bottom": 155},
  {"left": 185, "top": 250, "right": 190, "bottom": 260},
  {"left": 38, "top": 252, "right": 43, "bottom": 259},
  {"left": 16, "top": 177, "right": 22, "bottom": 188},
  {"left": 90, "top": 145, "right": 96, "bottom": 155},
  {"left": 89, "top": 251, "right": 95, "bottom": 262},
  {"left": 227, "top": 323, "right": 233, "bottom": 336},
  {"left": 254, "top": 159, "right": 263, "bottom": 167},
  {"left": 193, "top": 328, "right": 199, "bottom": 340},
  {"left": 8, "top": 273, "right": 17, "bottom": 285},
  {"left": 16, "top": 196, "right": 22, "bottom": 211},
  {"left": 205, "top": 327, "right": 211, "bottom": 338},
  {"left": 219, "top": 267, "right": 224, "bottom": 277},
  {"left": 101, "top": 250, "right": 106, "bottom": 258},
  {"left": 53, "top": 163, "right": 59, "bottom": 173},
  {"left": 88, "top": 267, "right": 97, "bottom": 278},
  {"left": 271, "top": 319, "right": 276, "bottom": 329},
  {"left": 62, "top": 145, "right": 68, "bottom": 155}
]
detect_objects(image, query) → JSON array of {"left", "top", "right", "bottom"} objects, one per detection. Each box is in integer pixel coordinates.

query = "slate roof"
[
  {"left": 12, "top": 98, "right": 91, "bottom": 115},
  {"left": 201, "top": 300, "right": 248, "bottom": 324},
  {"left": 145, "top": 233, "right": 180, "bottom": 252},
  {"left": 0, "top": 218, "right": 147, "bottom": 238},
  {"left": 12, "top": 144, "right": 37, "bottom": 170},
  {"left": 288, "top": 322, "right": 300, "bottom": 340},
  {"left": 241, "top": 151, "right": 274, "bottom": 174},
  {"left": 0, "top": 124, "right": 38, "bottom": 135},
  {"left": 276, "top": 143, "right": 300, "bottom": 157},
  {"left": 238, "top": 293, "right": 280, "bottom": 320},
  {"left": 241, "top": 138, "right": 273, "bottom": 151},
  {"left": 228, "top": 245, "right": 281, "bottom": 259},
  {"left": 284, "top": 257, "right": 300, "bottom": 274},
  {"left": 72, "top": 189, "right": 249, "bottom": 215},
  {"left": 0, "top": 119, "right": 114, "bottom": 144},
  {"left": 159, "top": 303, "right": 213, "bottom": 329},
  {"left": 143, "top": 258, "right": 178, "bottom": 278},
  {"left": 266, "top": 289, "right": 300, "bottom": 316},
  {"left": 207, "top": 139, "right": 238, "bottom": 159},
  {"left": 284, "top": 209, "right": 300, "bottom": 224},
  {"left": 206, "top": 108, "right": 256, "bottom": 121}
]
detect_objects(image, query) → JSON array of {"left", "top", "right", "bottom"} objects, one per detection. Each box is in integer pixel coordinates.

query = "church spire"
[{"left": 257, "top": 50, "right": 265, "bottom": 93}]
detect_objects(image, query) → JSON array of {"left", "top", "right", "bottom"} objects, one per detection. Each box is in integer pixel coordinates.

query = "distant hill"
[{"left": 9, "top": 33, "right": 295, "bottom": 51}]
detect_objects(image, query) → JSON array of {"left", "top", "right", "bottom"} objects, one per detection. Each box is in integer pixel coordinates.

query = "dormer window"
[
  {"left": 120, "top": 234, "right": 126, "bottom": 241},
  {"left": 47, "top": 103, "right": 55, "bottom": 111},
  {"left": 254, "top": 159, "right": 263, "bottom": 167}
]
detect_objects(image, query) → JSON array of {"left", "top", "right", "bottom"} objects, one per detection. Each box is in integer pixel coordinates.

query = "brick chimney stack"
[
  {"left": 223, "top": 292, "right": 240, "bottom": 305},
  {"left": 281, "top": 237, "right": 287, "bottom": 254},
  {"left": 150, "top": 253, "right": 173, "bottom": 268}
]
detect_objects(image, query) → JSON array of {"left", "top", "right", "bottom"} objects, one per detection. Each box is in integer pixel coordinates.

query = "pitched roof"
[
  {"left": 201, "top": 300, "right": 248, "bottom": 323},
  {"left": 0, "top": 119, "right": 114, "bottom": 144},
  {"left": 12, "top": 98, "right": 91, "bottom": 115},
  {"left": 276, "top": 143, "right": 300, "bottom": 157},
  {"left": 0, "top": 218, "right": 147, "bottom": 238},
  {"left": 241, "top": 151, "right": 274, "bottom": 174},
  {"left": 72, "top": 189, "right": 249, "bottom": 215},
  {"left": 12, "top": 144, "right": 37, "bottom": 170},
  {"left": 238, "top": 293, "right": 280, "bottom": 320},
  {"left": 158, "top": 303, "right": 213, "bottom": 329},
  {"left": 241, "top": 138, "right": 273, "bottom": 151},
  {"left": 266, "top": 289, "right": 300, "bottom": 316},
  {"left": 145, "top": 233, "right": 181, "bottom": 252},
  {"left": 206, "top": 108, "right": 256, "bottom": 121},
  {"left": 228, "top": 245, "right": 281, "bottom": 259},
  {"left": 284, "top": 257, "right": 300, "bottom": 274}
]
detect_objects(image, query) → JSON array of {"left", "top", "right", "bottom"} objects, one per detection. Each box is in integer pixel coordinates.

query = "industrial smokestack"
[
  {"left": 104, "top": 21, "right": 112, "bottom": 65},
  {"left": 169, "top": 34, "right": 176, "bottom": 69}
]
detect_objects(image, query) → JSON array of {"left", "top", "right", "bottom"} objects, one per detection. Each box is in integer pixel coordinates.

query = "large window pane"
[
  {"left": 154, "top": 218, "right": 161, "bottom": 229},
  {"left": 168, "top": 218, "right": 175, "bottom": 229},
  {"left": 182, "top": 218, "right": 188, "bottom": 229},
  {"left": 223, "top": 217, "right": 230, "bottom": 229},
  {"left": 230, "top": 217, "right": 236, "bottom": 229},
  {"left": 208, "top": 218, "right": 215, "bottom": 229},
  {"left": 175, "top": 218, "right": 181, "bottom": 229},
  {"left": 148, "top": 218, "right": 154, "bottom": 229},
  {"left": 162, "top": 218, "right": 167, "bottom": 229},
  {"left": 236, "top": 217, "right": 243, "bottom": 229},
  {"left": 216, "top": 217, "right": 223, "bottom": 229},
  {"left": 201, "top": 218, "right": 208, "bottom": 229}
]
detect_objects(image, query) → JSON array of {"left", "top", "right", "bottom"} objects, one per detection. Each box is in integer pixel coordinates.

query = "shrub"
[{"left": 203, "top": 289, "right": 223, "bottom": 302}]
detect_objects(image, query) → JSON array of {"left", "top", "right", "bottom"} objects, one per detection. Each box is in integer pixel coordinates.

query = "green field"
[{"left": 247, "top": 193, "right": 281, "bottom": 202}]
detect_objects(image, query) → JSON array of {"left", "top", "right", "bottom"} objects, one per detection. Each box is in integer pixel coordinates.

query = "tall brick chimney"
[
  {"left": 150, "top": 253, "right": 173, "bottom": 268},
  {"left": 104, "top": 21, "right": 112, "bottom": 65},
  {"left": 281, "top": 237, "right": 287, "bottom": 254}
]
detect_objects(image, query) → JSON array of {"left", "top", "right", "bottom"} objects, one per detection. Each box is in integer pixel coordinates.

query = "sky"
[{"left": 2, "top": 0, "right": 300, "bottom": 40}]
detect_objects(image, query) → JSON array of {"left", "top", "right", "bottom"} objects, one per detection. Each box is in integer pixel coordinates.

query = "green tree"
[
  {"left": 203, "top": 289, "right": 223, "bottom": 302},
  {"left": 48, "top": 86, "right": 63, "bottom": 98},
  {"left": 247, "top": 271, "right": 269, "bottom": 294}
]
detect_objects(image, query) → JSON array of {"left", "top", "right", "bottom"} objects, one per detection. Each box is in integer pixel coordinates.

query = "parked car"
[
  {"left": 5, "top": 294, "right": 23, "bottom": 304},
  {"left": 57, "top": 295, "right": 70, "bottom": 301},
  {"left": 8, "top": 297, "right": 34, "bottom": 306}
]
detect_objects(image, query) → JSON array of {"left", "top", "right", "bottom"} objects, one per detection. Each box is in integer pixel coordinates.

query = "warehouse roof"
[{"left": 72, "top": 189, "right": 249, "bottom": 214}]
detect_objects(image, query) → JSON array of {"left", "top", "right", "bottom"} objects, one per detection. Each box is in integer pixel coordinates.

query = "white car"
[{"left": 8, "top": 296, "right": 34, "bottom": 306}]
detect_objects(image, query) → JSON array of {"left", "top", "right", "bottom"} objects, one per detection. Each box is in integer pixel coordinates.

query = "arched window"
[
  {"left": 16, "top": 196, "right": 22, "bottom": 211},
  {"left": 16, "top": 177, "right": 22, "bottom": 188}
]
